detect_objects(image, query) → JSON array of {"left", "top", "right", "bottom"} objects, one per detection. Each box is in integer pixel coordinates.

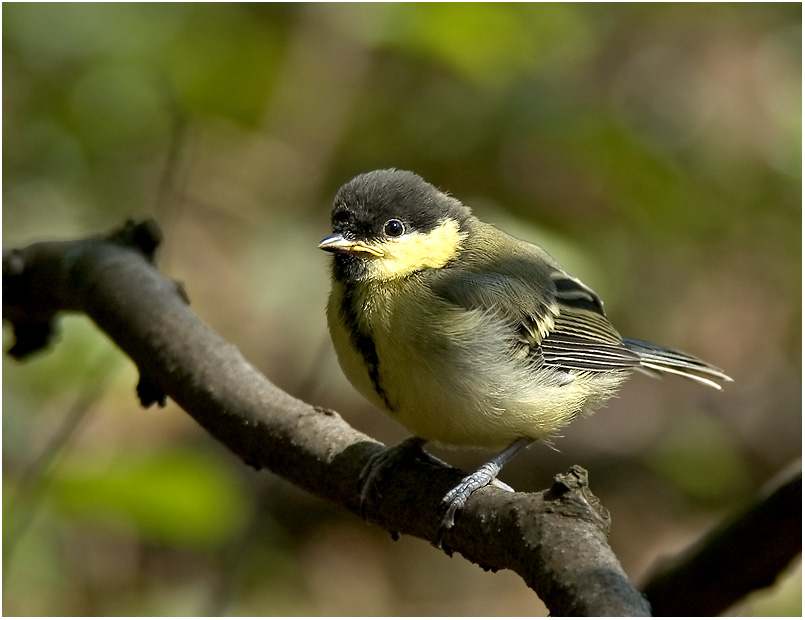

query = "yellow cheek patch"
[{"left": 366, "top": 218, "right": 467, "bottom": 281}]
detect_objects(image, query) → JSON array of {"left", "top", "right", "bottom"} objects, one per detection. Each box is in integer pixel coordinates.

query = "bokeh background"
[{"left": 3, "top": 3, "right": 801, "bottom": 616}]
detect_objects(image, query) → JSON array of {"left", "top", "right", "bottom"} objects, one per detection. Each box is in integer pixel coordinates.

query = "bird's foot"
[
  {"left": 359, "top": 437, "right": 446, "bottom": 520},
  {"left": 437, "top": 461, "right": 507, "bottom": 546},
  {"left": 436, "top": 437, "right": 532, "bottom": 548}
]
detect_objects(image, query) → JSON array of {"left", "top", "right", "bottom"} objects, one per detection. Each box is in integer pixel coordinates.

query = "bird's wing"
[
  {"left": 543, "top": 273, "right": 640, "bottom": 371},
  {"left": 432, "top": 264, "right": 640, "bottom": 374},
  {"left": 431, "top": 265, "right": 559, "bottom": 342}
]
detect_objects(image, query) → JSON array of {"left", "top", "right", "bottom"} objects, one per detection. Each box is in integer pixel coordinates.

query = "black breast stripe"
[{"left": 339, "top": 288, "right": 395, "bottom": 412}]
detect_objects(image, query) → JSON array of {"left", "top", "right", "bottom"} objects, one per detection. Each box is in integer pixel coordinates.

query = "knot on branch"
[
  {"left": 2, "top": 219, "right": 163, "bottom": 359},
  {"left": 545, "top": 465, "right": 611, "bottom": 534},
  {"left": 106, "top": 219, "right": 163, "bottom": 262}
]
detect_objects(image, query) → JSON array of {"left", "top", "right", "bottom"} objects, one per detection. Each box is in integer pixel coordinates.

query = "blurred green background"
[{"left": 3, "top": 3, "right": 800, "bottom": 616}]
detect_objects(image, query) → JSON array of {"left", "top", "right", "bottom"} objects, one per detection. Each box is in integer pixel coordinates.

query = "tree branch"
[
  {"left": 4, "top": 219, "right": 656, "bottom": 615},
  {"left": 642, "top": 463, "right": 801, "bottom": 616}
]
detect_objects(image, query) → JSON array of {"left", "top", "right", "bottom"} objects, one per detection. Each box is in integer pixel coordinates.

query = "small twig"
[{"left": 3, "top": 350, "right": 118, "bottom": 573}]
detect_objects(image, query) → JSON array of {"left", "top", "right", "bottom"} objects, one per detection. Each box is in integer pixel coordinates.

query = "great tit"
[{"left": 319, "top": 168, "right": 731, "bottom": 533}]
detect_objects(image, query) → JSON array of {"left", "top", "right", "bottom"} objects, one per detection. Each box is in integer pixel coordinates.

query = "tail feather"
[{"left": 623, "top": 337, "right": 732, "bottom": 390}]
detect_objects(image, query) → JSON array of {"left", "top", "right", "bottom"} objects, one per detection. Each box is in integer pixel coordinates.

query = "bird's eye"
[{"left": 383, "top": 219, "right": 404, "bottom": 237}]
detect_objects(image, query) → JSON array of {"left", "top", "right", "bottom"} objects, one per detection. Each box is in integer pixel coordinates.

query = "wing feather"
[
  {"left": 428, "top": 226, "right": 730, "bottom": 388},
  {"left": 431, "top": 252, "right": 640, "bottom": 375}
]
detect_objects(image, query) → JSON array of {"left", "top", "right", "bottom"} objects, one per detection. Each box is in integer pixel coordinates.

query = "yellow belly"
[{"left": 326, "top": 279, "right": 626, "bottom": 449}]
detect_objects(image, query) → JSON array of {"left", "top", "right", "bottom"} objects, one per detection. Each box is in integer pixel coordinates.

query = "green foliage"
[{"left": 48, "top": 447, "right": 252, "bottom": 548}]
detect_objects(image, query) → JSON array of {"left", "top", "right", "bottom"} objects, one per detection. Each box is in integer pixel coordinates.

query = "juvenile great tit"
[{"left": 319, "top": 169, "right": 731, "bottom": 533}]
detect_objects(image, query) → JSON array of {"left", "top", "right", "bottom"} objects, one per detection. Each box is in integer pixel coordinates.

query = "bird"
[{"left": 319, "top": 168, "right": 731, "bottom": 537}]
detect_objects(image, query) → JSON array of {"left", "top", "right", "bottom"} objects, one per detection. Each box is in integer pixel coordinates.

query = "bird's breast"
[{"left": 327, "top": 277, "right": 625, "bottom": 448}]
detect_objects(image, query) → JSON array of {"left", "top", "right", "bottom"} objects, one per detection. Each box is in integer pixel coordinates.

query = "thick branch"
[
  {"left": 643, "top": 463, "right": 801, "bottom": 616},
  {"left": 3, "top": 221, "right": 651, "bottom": 615}
]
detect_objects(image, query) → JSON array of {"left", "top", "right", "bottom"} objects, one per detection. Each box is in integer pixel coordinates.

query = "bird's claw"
[
  {"left": 358, "top": 437, "right": 443, "bottom": 520},
  {"left": 357, "top": 437, "right": 518, "bottom": 550},
  {"left": 436, "top": 463, "right": 514, "bottom": 549}
]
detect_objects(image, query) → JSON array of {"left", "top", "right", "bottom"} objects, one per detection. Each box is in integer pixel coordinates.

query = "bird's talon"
[
  {"left": 490, "top": 478, "right": 515, "bottom": 493},
  {"left": 358, "top": 437, "right": 432, "bottom": 521}
]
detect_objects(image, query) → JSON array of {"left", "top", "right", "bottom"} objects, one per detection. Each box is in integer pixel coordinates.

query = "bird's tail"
[{"left": 623, "top": 337, "right": 733, "bottom": 390}]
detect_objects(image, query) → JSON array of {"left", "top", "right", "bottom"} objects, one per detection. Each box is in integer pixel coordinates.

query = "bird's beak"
[{"left": 318, "top": 234, "right": 385, "bottom": 257}]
